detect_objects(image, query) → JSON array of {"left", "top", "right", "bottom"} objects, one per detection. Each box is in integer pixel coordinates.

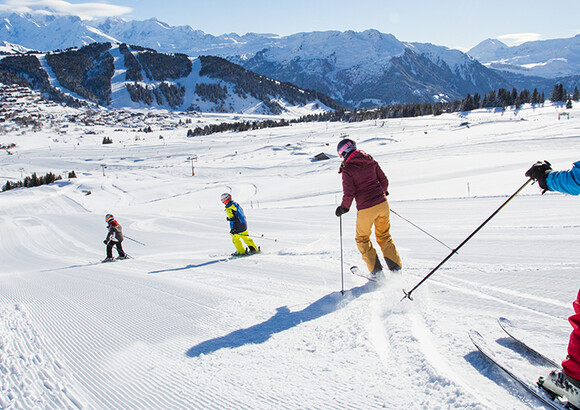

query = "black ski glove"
[
  {"left": 335, "top": 205, "right": 349, "bottom": 217},
  {"left": 525, "top": 160, "right": 552, "bottom": 193},
  {"left": 103, "top": 240, "right": 108, "bottom": 244}
]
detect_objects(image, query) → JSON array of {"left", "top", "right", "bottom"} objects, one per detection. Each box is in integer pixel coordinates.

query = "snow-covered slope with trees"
[
  {"left": 0, "top": 43, "right": 339, "bottom": 115},
  {"left": 0, "top": 84, "right": 579, "bottom": 408}
]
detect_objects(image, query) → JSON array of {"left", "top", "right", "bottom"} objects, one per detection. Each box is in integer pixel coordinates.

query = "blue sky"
[{"left": 2, "top": 0, "right": 580, "bottom": 51}]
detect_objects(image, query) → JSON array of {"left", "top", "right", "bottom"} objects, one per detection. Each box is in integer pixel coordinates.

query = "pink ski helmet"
[{"left": 337, "top": 138, "right": 356, "bottom": 159}]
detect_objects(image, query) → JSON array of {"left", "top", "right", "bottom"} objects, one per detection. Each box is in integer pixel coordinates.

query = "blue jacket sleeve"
[{"left": 546, "top": 161, "right": 580, "bottom": 195}]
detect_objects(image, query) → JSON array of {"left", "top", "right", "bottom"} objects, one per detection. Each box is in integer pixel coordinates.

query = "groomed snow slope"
[{"left": 1, "top": 102, "right": 579, "bottom": 409}]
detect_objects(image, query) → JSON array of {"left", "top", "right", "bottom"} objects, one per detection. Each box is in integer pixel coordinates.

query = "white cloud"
[
  {"left": 497, "top": 32, "right": 542, "bottom": 46},
  {"left": 0, "top": 0, "right": 132, "bottom": 20}
]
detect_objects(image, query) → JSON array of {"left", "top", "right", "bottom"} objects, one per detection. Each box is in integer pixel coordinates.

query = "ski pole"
[
  {"left": 238, "top": 232, "right": 278, "bottom": 242},
  {"left": 401, "top": 178, "right": 532, "bottom": 302},
  {"left": 339, "top": 215, "right": 345, "bottom": 296},
  {"left": 252, "top": 232, "right": 278, "bottom": 242},
  {"left": 124, "top": 235, "right": 146, "bottom": 246},
  {"left": 391, "top": 209, "right": 454, "bottom": 251}
]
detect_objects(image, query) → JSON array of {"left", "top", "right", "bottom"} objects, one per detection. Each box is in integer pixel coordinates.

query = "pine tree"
[
  {"left": 510, "top": 88, "right": 518, "bottom": 106},
  {"left": 473, "top": 93, "right": 481, "bottom": 108},
  {"left": 551, "top": 84, "right": 562, "bottom": 102},
  {"left": 461, "top": 94, "right": 475, "bottom": 111},
  {"left": 519, "top": 89, "right": 530, "bottom": 104},
  {"left": 31, "top": 173, "right": 39, "bottom": 187},
  {"left": 531, "top": 89, "right": 539, "bottom": 104},
  {"left": 551, "top": 84, "right": 566, "bottom": 102}
]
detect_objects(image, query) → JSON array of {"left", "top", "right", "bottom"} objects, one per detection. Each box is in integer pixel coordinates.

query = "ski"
[
  {"left": 498, "top": 317, "right": 562, "bottom": 369},
  {"left": 350, "top": 266, "right": 377, "bottom": 281},
  {"left": 230, "top": 252, "right": 253, "bottom": 258},
  {"left": 101, "top": 256, "right": 130, "bottom": 263},
  {"left": 469, "top": 329, "right": 565, "bottom": 409},
  {"left": 210, "top": 248, "right": 262, "bottom": 259}
]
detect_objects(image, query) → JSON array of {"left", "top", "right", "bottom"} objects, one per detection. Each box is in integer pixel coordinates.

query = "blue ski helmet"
[{"left": 337, "top": 138, "right": 356, "bottom": 159}]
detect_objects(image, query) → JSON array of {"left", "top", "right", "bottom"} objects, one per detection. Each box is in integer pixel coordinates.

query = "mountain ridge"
[
  {"left": 469, "top": 34, "right": 580, "bottom": 78},
  {"left": 1, "top": 12, "right": 579, "bottom": 107}
]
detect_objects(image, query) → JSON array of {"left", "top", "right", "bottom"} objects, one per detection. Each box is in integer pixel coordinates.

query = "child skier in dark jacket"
[{"left": 104, "top": 214, "right": 126, "bottom": 261}]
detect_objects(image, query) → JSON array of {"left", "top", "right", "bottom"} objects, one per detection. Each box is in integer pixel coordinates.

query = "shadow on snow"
[
  {"left": 149, "top": 258, "right": 229, "bottom": 274},
  {"left": 186, "top": 282, "right": 376, "bottom": 358}
]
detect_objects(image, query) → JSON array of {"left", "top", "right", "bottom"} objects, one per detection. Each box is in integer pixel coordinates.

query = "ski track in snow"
[{"left": 0, "top": 102, "right": 579, "bottom": 408}]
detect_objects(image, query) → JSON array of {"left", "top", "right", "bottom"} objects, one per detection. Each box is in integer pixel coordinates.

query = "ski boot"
[
  {"left": 369, "top": 257, "right": 383, "bottom": 280},
  {"left": 385, "top": 257, "right": 401, "bottom": 272},
  {"left": 248, "top": 246, "right": 261, "bottom": 255},
  {"left": 539, "top": 370, "right": 580, "bottom": 408}
]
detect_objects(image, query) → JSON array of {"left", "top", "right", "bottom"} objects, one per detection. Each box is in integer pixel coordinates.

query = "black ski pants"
[{"left": 106, "top": 241, "right": 125, "bottom": 258}]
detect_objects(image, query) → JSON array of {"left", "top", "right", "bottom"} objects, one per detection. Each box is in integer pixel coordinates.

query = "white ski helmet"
[{"left": 220, "top": 193, "right": 232, "bottom": 204}]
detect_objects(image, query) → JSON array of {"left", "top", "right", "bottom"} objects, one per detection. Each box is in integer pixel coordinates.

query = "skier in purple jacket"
[
  {"left": 335, "top": 139, "right": 402, "bottom": 277},
  {"left": 526, "top": 160, "right": 580, "bottom": 407}
]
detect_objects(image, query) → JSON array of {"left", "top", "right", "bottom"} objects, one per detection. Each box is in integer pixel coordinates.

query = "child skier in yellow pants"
[{"left": 220, "top": 193, "right": 259, "bottom": 256}]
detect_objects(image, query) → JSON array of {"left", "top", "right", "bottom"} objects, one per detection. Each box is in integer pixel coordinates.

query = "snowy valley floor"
[{"left": 1, "top": 103, "right": 579, "bottom": 409}]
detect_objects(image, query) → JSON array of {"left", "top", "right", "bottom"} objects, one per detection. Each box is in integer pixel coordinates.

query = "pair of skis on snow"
[
  {"left": 101, "top": 255, "right": 131, "bottom": 263},
  {"left": 470, "top": 317, "right": 570, "bottom": 409}
]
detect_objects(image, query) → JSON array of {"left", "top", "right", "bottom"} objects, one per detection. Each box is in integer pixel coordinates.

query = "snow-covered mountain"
[
  {"left": 0, "top": 42, "right": 339, "bottom": 115},
  {"left": 230, "top": 31, "right": 510, "bottom": 107},
  {"left": 0, "top": 40, "right": 29, "bottom": 54},
  {"left": 469, "top": 35, "right": 580, "bottom": 79},
  {"left": 0, "top": 12, "right": 511, "bottom": 107},
  {"left": 0, "top": 13, "right": 118, "bottom": 51}
]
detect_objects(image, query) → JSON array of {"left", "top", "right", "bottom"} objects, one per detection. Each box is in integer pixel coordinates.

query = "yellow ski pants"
[
  {"left": 231, "top": 230, "right": 258, "bottom": 254},
  {"left": 355, "top": 201, "right": 402, "bottom": 272}
]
